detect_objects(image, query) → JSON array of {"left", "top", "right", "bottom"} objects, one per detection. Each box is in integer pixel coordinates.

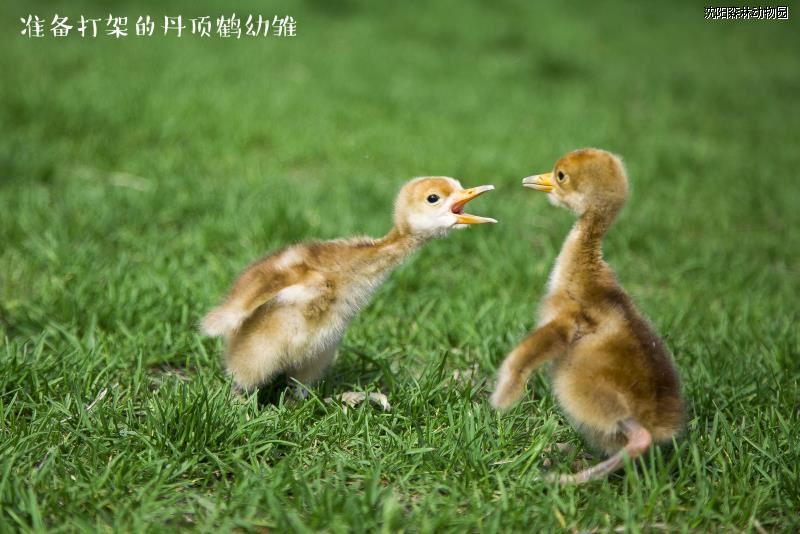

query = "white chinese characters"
[{"left": 20, "top": 14, "right": 297, "bottom": 38}]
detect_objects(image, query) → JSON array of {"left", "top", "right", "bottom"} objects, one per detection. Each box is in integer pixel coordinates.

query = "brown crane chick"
[
  {"left": 201, "top": 177, "right": 496, "bottom": 401},
  {"left": 490, "top": 148, "right": 683, "bottom": 484}
]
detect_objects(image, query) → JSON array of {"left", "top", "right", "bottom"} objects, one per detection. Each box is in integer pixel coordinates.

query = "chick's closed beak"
[
  {"left": 451, "top": 185, "right": 497, "bottom": 224},
  {"left": 522, "top": 173, "right": 554, "bottom": 192}
]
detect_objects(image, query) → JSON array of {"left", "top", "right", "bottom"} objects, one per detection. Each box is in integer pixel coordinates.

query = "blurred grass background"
[{"left": 1, "top": 0, "right": 799, "bottom": 531}]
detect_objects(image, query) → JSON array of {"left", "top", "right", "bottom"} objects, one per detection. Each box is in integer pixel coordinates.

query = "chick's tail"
[
  {"left": 200, "top": 305, "right": 249, "bottom": 337},
  {"left": 490, "top": 363, "right": 528, "bottom": 410}
]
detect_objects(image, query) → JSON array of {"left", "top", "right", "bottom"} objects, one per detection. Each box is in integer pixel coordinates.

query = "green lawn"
[{"left": 2, "top": 0, "right": 799, "bottom": 531}]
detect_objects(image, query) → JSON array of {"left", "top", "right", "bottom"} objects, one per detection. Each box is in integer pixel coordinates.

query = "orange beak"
[
  {"left": 522, "top": 173, "right": 554, "bottom": 192},
  {"left": 451, "top": 185, "right": 497, "bottom": 224}
]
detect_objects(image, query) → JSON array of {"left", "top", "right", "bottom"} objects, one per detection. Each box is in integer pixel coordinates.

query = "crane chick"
[
  {"left": 490, "top": 148, "right": 684, "bottom": 484},
  {"left": 201, "top": 177, "right": 496, "bottom": 399}
]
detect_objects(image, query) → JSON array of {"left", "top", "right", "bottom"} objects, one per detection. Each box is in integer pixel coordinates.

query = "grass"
[{"left": 1, "top": 0, "right": 799, "bottom": 531}]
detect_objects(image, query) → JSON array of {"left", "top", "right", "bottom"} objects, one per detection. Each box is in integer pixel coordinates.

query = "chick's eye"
[
  {"left": 426, "top": 194, "right": 440, "bottom": 204},
  {"left": 557, "top": 171, "right": 566, "bottom": 182}
]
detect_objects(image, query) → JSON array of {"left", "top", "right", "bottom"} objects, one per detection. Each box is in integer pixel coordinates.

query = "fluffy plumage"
[
  {"left": 201, "top": 177, "right": 495, "bottom": 393},
  {"left": 491, "top": 148, "right": 684, "bottom": 484}
]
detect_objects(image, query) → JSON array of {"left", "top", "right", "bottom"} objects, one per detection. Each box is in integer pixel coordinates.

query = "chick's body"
[
  {"left": 539, "top": 229, "right": 683, "bottom": 453},
  {"left": 216, "top": 235, "right": 416, "bottom": 389},
  {"left": 491, "top": 148, "right": 683, "bottom": 483},
  {"left": 202, "top": 177, "right": 495, "bottom": 392}
]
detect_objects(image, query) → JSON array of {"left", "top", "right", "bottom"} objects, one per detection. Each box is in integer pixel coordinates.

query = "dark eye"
[
  {"left": 557, "top": 170, "right": 566, "bottom": 182},
  {"left": 426, "top": 194, "right": 440, "bottom": 204}
]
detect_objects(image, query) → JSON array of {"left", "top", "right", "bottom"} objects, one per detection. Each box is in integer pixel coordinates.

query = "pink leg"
[{"left": 550, "top": 419, "right": 652, "bottom": 485}]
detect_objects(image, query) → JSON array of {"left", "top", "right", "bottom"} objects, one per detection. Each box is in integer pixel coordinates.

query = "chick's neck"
[
  {"left": 377, "top": 227, "right": 428, "bottom": 259},
  {"left": 346, "top": 227, "right": 427, "bottom": 281},
  {"left": 576, "top": 204, "right": 618, "bottom": 245},
  {"left": 552, "top": 206, "right": 618, "bottom": 293}
]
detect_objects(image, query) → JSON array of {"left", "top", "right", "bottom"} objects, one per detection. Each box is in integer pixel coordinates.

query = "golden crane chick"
[
  {"left": 490, "top": 149, "right": 684, "bottom": 484},
  {"left": 201, "top": 177, "right": 496, "bottom": 398}
]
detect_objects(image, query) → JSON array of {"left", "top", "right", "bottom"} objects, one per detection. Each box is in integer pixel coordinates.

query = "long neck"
[
  {"left": 354, "top": 227, "right": 426, "bottom": 279},
  {"left": 574, "top": 209, "right": 612, "bottom": 258},
  {"left": 379, "top": 226, "right": 427, "bottom": 257},
  {"left": 549, "top": 208, "right": 615, "bottom": 293}
]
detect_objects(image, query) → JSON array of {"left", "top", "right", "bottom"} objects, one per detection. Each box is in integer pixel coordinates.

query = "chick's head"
[
  {"left": 523, "top": 149, "right": 629, "bottom": 217},
  {"left": 393, "top": 177, "right": 496, "bottom": 238}
]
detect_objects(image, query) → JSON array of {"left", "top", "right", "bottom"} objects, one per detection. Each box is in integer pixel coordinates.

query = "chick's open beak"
[
  {"left": 522, "top": 173, "right": 554, "bottom": 192},
  {"left": 451, "top": 185, "right": 497, "bottom": 224}
]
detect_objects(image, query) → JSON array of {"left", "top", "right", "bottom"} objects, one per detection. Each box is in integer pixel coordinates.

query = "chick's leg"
[
  {"left": 490, "top": 321, "right": 569, "bottom": 410},
  {"left": 291, "top": 345, "right": 337, "bottom": 383},
  {"left": 288, "top": 345, "right": 337, "bottom": 398},
  {"left": 552, "top": 418, "right": 652, "bottom": 485}
]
